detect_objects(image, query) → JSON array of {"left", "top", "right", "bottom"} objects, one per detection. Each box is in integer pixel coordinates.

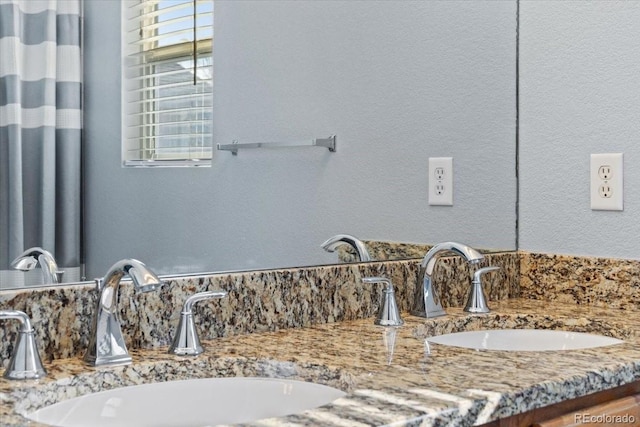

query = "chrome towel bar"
[{"left": 217, "top": 135, "right": 336, "bottom": 155}]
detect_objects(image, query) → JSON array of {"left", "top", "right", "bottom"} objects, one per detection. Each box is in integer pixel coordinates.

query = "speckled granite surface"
[
  {"left": 335, "top": 241, "right": 435, "bottom": 262},
  {"left": 0, "top": 253, "right": 518, "bottom": 363},
  {"left": 520, "top": 252, "right": 640, "bottom": 309},
  {"left": 6, "top": 250, "right": 640, "bottom": 426},
  {"left": 0, "top": 249, "right": 588, "bottom": 427},
  {"left": 2, "top": 299, "right": 640, "bottom": 426}
]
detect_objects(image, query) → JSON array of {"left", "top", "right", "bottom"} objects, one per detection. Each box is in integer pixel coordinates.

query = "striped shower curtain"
[{"left": 0, "top": 0, "right": 82, "bottom": 288}]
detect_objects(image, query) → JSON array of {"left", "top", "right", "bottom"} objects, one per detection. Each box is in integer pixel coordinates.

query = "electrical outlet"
[
  {"left": 598, "top": 165, "right": 612, "bottom": 180},
  {"left": 598, "top": 184, "right": 612, "bottom": 198},
  {"left": 590, "top": 153, "right": 623, "bottom": 211},
  {"left": 429, "top": 157, "right": 453, "bottom": 206}
]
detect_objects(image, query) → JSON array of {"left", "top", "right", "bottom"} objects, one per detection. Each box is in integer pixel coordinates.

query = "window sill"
[{"left": 123, "top": 159, "right": 212, "bottom": 168}]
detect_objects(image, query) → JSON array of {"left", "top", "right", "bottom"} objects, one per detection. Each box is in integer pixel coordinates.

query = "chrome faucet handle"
[
  {"left": 0, "top": 310, "right": 47, "bottom": 380},
  {"left": 54, "top": 270, "right": 65, "bottom": 283},
  {"left": 362, "top": 277, "right": 404, "bottom": 327},
  {"left": 464, "top": 266, "right": 500, "bottom": 314},
  {"left": 169, "top": 290, "right": 228, "bottom": 356}
]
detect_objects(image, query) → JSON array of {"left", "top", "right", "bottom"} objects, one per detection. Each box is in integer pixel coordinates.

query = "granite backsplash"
[{"left": 0, "top": 252, "right": 518, "bottom": 365}]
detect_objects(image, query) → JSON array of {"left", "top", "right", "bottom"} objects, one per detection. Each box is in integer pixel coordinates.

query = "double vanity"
[{"left": 1, "top": 250, "right": 640, "bottom": 426}]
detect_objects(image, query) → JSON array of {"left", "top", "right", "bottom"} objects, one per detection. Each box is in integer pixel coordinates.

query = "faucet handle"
[
  {"left": 464, "top": 266, "right": 500, "bottom": 314},
  {"left": 0, "top": 310, "right": 47, "bottom": 380},
  {"left": 54, "top": 270, "right": 65, "bottom": 283},
  {"left": 362, "top": 277, "right": 404, "bottom": 327},
  {"left": 473, "top": 266, "right": 500, "bottom": 281},
  {"left": 169, "top": 291, "right": 227, "bottom": 356}
]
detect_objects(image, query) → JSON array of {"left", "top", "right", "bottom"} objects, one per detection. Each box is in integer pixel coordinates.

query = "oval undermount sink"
[
  {"left": 27, "top": 377, "right": 346, "bottom": 427},
  {"left": 427, "top": 329, "right": 624, "bottom": 351}
]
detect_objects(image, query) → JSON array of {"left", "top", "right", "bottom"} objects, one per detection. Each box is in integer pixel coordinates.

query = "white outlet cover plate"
[
  {"left": 590, "top": 153, "right": 623, "bottom": 211},
  {"left": 429, "top": 157, "right": 453, "bottom": 206}
]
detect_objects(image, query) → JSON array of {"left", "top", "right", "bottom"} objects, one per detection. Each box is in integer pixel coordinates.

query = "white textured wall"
[
  {"left": 84, "top": 1, "right": 516, "bottom": 277},
  {"left": 519, "top": 1, "right": 640, "bottom": 259}
]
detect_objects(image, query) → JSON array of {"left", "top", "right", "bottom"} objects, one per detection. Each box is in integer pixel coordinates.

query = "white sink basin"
[
  {"left": 427, "top": 329, "right": 624, "bottom": 351},
  {"left": 27, "top": 377, "right": 346, "bottom": 427}
]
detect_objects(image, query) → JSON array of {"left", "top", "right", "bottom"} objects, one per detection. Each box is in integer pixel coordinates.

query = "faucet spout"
[
  {"left": 98, "top": 258, "right": 162, "bottom": 293},
  {"left": 411, "top": 241, "right": 483, "bottom": 318},
  {"left": 321, "top": 234, "right": 372, "bottom": 262},
  {"left": 84, "top": 259, "right": 162, "bottom": 367},
  {"left": 10, "top": 247, "right": 64, "bottom": 284}
]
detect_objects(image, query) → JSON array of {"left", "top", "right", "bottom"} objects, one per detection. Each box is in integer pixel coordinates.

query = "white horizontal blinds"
[{"left": 123, "top": 0, "right": 213, "bottom": 164}]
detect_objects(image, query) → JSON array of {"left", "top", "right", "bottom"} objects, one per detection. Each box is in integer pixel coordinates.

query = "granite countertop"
[{"left": 2, "top": 298, "right": 640, "bottom": 427}]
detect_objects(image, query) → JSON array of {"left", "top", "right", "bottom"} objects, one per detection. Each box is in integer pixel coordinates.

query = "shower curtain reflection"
[{"left": 0, "top": 0, "right": 83, "bottom": 289}]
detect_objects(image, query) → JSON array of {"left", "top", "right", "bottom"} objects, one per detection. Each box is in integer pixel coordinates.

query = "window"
[{"left": 122, "top": 0, "right": 213, "bottom": 167}]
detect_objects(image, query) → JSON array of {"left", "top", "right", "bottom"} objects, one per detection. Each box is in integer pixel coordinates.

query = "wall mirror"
[{"left": 1, "top": 0, "right": 517, "bottom": 289}]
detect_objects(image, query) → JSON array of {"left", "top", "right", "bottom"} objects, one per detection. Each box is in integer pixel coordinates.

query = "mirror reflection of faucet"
[
  {"left": 411, "top": 242, "right": 484, "bottom": 318},
  {"left": 321, "top": 234, "right": 372, "bottom": 262},
  {"left": 381, "top": 327, "right": 398, "bottom": 365},
  {"left": 424, "top": 339, "right": 432, "bottom": 357},
  {"left": 10, "top": 247, "right": 64, "bottom": 284}
]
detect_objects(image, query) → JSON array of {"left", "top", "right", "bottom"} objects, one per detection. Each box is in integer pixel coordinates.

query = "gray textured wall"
[
  {"left": 84, "top": 1, "right": 517, "bottom": 278},
  {"left": 519, "top": 1, "right": 640, "bottom": 258}
]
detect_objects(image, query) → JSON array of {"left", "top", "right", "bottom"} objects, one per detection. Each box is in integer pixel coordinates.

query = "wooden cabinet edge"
[{"left": 478, "top": 380, "right": 640, "bottom": 427}]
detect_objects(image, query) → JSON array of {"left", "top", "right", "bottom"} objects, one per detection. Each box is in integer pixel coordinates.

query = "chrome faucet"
[
  {"left": 411, "top": 242, "right": 484, "bottom": 318},
  {"left": 84, "top": 259, "right": 162, "bottom": 367},
  {"left": 0, "top": 310, "right": 47, "bottom": 380},
  {"left": 11, "top": 247, "right": 64, "bottom": 284},
  {"left": 321, "top": 234, "right": 372, "bottom": 262}
]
